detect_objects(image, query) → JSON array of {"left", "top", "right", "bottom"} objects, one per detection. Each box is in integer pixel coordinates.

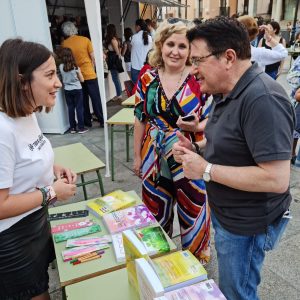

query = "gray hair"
[{"left": 62, "top": 21, "right": 78, "bottom": 37}]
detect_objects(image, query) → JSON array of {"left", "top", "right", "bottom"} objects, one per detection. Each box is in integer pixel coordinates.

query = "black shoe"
[
  {"left": 85, "top": 122, "right": 92, "bottom": 128},
  {"left": 291, "top": 156, "right": 297, "bottom": 165},
  {"left": 78, "top": 128, "right": 89, "bottom": 134}
]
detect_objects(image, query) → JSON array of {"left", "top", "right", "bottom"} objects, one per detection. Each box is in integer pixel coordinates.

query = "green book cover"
[
  {"left": 53, "top": 224, "right": 101, "bottom": 243},
  {"left": 135, "top": 226, "right": 170, "bottom": 255}
]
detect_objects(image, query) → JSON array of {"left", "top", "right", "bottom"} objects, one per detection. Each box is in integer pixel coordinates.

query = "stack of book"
[
  {"left": 153, "top": 279, "right": 227, "bottom": 300},
  {"left": 135, "top": 250, "right": 208, "bottom": 299},
  {"left": 112, "top": 226, "right": 170, "bottom": 263},
  {"left": 103, "top": 204, "right": 156, "bottom": 234},
  {"left": 122, "top": 227, "right": 226, "bottom": 300},
  {"left": 86, "top": 190, "right": 137, "bottom": 218}
]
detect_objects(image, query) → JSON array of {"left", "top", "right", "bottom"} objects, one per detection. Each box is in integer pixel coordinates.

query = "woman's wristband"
[
  {"left": 192, "top": 142, "right": 202, "bottom": 155},
  {"left": 37, "top": 186, "right": 57, "bottom": 207}
]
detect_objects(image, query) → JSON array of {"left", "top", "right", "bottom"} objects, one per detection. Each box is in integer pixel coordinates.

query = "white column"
[
  {"left": 0, "top": 0, "right": 69, "bottom": 134},
  {"left": 248, "top": 0, "right": 255, "bottom": 16},
  {"left": 274, "top": 0, "right": 282, "bottom": 21},
  {"left": 84, "top": 0, "right": 110, "bottom": 177}
]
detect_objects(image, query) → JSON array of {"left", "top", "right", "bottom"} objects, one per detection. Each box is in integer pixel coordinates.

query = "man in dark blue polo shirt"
[{"left": 173, "top": 17, "right": 295, "bottom": 300}]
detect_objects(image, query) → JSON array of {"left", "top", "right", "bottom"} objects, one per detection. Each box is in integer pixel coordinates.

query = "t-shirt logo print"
[{"left": 28, "top": 134, "right": 46, "bottom": 151}]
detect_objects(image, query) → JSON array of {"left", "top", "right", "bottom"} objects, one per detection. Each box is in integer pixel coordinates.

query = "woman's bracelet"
[
  {"left": 37, "top": 186, "right": 57, "bottom": 207},
  {"left": 192, "top": 142, "right": 202, "bottom": 155}
]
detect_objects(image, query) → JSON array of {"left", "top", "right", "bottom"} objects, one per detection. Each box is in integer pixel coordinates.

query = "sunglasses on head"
[{"left": 167, "top": 18, "right": 189, "bottom": 25}]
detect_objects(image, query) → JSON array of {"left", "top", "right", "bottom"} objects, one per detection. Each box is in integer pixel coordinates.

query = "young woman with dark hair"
[
  {"left": 131, "top": 19, "right": 153, "bottom": 84},
  {"left": 0, "top": 38, "right": 77, "bottom": 300},
  {"left": 59, "top": 47, "right": 87, "bottom": 133},
  {"left": 258, "top": 21, "right": 287, "bottom": 79},
  {"left": 122, "top": 27, "right": 133, "bottom": 79},
  {"left": 105, "top": 23, "right": 123, "bottom": 100}
]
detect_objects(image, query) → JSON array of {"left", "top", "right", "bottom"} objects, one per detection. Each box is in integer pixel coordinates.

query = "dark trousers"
[
  {"left": 81, "top": 78, "right": 104, "bottom": 126},
  {"left": 64, "top": 89, "right": 84, "bottom": 130}
]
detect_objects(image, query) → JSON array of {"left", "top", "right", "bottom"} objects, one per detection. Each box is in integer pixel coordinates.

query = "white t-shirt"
[
  {"left": 0, "top": 112, "right": 54, "bottom": 233},
  {"left": 131, "top": 30, "right": 152, "bottom": 70},
  {"left": 251, "top": 44, "right": 288, "bottom": 69}
]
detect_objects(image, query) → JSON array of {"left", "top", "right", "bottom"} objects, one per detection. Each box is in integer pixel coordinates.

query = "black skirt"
[{"left": 0, "top": 207, "right": 55, "bottom": 300}]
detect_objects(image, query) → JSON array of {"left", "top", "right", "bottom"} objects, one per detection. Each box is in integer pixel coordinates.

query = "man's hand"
[
  {"left": 179, "top": 146, "right": 207, "bottom": 180},
  {"left": 172, "top": 131, "right": 193, "bottom": 163}
]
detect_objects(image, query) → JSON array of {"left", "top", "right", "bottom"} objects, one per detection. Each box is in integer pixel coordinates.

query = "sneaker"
[
  {"left": 70, "top": 128, "right": 77, "bottom": 134},
  {"left": 78, "top": 128, "right": 89, "bottom": 134}
]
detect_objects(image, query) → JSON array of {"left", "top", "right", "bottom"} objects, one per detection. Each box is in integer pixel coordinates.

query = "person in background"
[
  {"left": 131, "top": 19, "right": 153, "bottom": 84},
  {"left": 105, "top": 23, "right": 123, "bottom": 101},
  {"left": 238, "top": 16, "right": 288, "bottom": 70},
  {"left": 290, "top": 31, "right": 300, "bottom": 60},
  {"left": 134, "top": 20, "right": 211, "bottom": 264},
  {"left": 62, "top": 21, "right": 104, "bottom": 127},
  {"left": 122, "top": 27, "right": 133, "bottom": 79},
  {"left": 258, "top": 21, "right": 286, "bottom": 79},
  {"left": 173, "top": 17, "right": 294, "bottom": 300},
  {"left": 0, "top": 38, "right": 77, "bottom": 300},
  {"left": 286, "top": 55, "right": 300, "bottom": 164},
  {"left": 59, "top": 47, "right": 88, "bottom": 134},
  {"left": 293, "top": 89, "right": 300, "bottom": 169},
  {"left": 145, "top": 18, "right": 156, "bottom": 39},
  {"left": 132, "top": 49, "right": 153, "bottom": 95}
]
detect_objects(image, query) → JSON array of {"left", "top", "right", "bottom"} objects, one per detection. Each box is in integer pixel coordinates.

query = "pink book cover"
[
  {"left": 163, "top": 279, "right": 227, "bottom": 300},
  {"left": 103, "top": 204, "right": 156, "bottom": 234},
  {"left": 51, "top": 219, "right": 94, "bottom": 234}
]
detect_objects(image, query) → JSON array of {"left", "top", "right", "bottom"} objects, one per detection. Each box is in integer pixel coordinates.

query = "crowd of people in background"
[{"left": 1, "top": 9, "right": 300, "bottom": 300}]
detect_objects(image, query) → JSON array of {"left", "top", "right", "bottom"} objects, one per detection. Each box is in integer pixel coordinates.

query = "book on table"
[
  {"left": 86, "top": 189, "right": 136, "bottom": 218},
  {"left": 111, "top": 225, "right": 170, "bottom": 263},
  {"left": 153, "top": 279, "right": 227, "bottom": 300},
  {"left": 122, "top": 229, "right": 149, "bottom": 292},
  {"left": 135, "top": 250, "right": 208, "bottom": 300},
  {"left": 135, "top": 226, "right": 170, "bottom": 255},
  {"left": 103, "top": 204, "right": 156, "bottom": 234},
  {"left": 111, "top": 233, "right": 126, "bottom": 263}
]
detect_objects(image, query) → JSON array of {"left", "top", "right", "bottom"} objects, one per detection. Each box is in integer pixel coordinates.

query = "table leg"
[
  {"left": 110, "top": 125, "right": 115, "bottom": 181},
  {"left": 96, "top": 170, "right": 105, "bottom": 195},
  {"left": 126, "top": 124, "right": 129, "bottom": 162},
  {"left": 80, "top": 174, "right": 88, "bottom": 200}
]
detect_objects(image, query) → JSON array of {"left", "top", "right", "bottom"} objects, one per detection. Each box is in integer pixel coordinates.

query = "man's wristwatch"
[{"left": 203, "top": 163, "right": 213, "bottom": 182}]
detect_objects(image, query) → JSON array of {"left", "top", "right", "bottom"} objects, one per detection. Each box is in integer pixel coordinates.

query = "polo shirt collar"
[{"left": 214, "top": 63, "right": 264, "bottom": 104}]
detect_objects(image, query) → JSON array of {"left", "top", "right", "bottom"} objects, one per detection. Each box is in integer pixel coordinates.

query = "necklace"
[{"left": 160, "top": 67, "right": 185, "bottom": 102}]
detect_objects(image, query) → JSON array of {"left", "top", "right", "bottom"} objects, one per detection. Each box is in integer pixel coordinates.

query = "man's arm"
[{"left": 179, "top": 147, "right": 290, "bottom": 193}]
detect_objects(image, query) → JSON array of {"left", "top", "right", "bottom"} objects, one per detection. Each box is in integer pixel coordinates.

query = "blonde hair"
[
  {"left": 238, "top": 15, "right": 259, "bottom": 42},
  {"left": 149, "top": 20, "right": 191, "bottom": 68}
]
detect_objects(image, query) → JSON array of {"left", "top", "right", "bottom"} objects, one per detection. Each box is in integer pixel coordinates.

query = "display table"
[
  {"left": 121, "top": 94, "right": 135, "bottom": 107},
  {"left": 106, "top": 108, "right": 135, "bottom": 181},
  {"left": 54, "top": 143, "right": 105, "bottom": 199},
  {"left": 65, "top": 268, "right": 138, "bottom": 300},
  {"left": 49, "top": 191, "right": 176, "bottom": 287}
]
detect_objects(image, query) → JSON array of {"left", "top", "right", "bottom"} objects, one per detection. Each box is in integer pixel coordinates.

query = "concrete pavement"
[{"left": 47, "top": 57, "right": 300, "bottom": 300}]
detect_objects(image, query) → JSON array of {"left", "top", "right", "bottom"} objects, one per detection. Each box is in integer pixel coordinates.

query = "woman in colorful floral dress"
[{"left": 133, "top": 20, "right": 211, "bottom": 263}]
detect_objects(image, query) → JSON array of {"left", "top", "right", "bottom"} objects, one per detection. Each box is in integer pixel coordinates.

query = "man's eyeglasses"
[{"left": 191, "top": 51, "right": 223, "bottom": 66}]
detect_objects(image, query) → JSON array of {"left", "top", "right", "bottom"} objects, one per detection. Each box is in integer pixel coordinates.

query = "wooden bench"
[{"left": 54, "top": 143, "right": 105, "bottom": 199}]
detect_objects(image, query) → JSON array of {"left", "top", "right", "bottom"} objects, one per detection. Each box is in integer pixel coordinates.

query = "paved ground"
[{"left": 47, "top": 57, "right": 300, "bottom": 300}]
